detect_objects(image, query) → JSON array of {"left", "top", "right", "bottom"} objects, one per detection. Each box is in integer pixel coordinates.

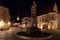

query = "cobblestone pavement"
[
  {"left": 47, "top": 30, "right": 60, "bottom": 40},
  {"left": 0, "top": 27, "right": 60, "bottom": 40}
]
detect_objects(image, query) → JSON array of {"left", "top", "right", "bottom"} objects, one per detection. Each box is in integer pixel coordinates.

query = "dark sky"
[{"left": 0, "top": 0, "right": 60, "bottom": 21}]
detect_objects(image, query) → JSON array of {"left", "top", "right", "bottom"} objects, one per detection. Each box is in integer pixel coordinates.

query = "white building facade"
[{"left": 37, "top": 12, "right": 58, "bottom": 30}]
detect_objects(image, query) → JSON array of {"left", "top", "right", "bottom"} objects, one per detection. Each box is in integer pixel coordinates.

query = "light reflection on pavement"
[
  {"left": 0, "top": 27, "right": 20, "bottom": 40},
  {"left": 0, "top": 27, "right": 60, "bottom": 40}
]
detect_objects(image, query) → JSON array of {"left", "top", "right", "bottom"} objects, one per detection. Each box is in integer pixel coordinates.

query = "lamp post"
[{"left": 17, "top": 15, "right": 20, "bottom": 23}]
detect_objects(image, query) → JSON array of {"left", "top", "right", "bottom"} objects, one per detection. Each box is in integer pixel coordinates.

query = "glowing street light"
[
  {"left": 17, "top": 16, "right": 20, "bottom": 21},
  {"left": 0, "top": 21, "right": 5, "bottom": 28}
]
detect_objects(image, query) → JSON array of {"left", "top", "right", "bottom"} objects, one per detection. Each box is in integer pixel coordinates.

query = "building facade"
[
  {"left": 37, "top": 12, "right": 58, "bottom": 30},
  {"left": 37, "top": 2, "right": 59, "bottom": 30},
  {"left": 0, "top": 6, "right": 10, "bottom": 29},
  {"left": 21, "top": 17, "right": 32, "bottom": 28},
  {"left": 58, "top": 13, "right": 60, "bottom": 29}
]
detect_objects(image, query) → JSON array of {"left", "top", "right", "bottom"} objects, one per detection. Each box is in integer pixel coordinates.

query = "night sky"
[{"left": 0, "top": 0, "right": 60, "bottom": 22}]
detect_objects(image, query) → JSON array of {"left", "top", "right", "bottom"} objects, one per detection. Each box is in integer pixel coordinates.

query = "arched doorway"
[{"left": 43, "top": 24, "right": 48, "bottom": 30}]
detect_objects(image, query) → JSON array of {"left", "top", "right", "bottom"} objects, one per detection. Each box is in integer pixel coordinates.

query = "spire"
[{"left": 53, "top": 2, "right": 58, "bottom": 13}]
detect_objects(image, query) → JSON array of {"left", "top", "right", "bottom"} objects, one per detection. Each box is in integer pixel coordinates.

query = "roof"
[{"left": 37, "top": 3, "right": 57, "bottom": 16}]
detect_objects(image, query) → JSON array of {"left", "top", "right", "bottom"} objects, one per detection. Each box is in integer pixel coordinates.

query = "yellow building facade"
[
  {"left": 37, "top": 12, "right": 58, "bottom": 30},
  {"left": 0, "top": 6, "right": 10, "bottom": 29}
]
